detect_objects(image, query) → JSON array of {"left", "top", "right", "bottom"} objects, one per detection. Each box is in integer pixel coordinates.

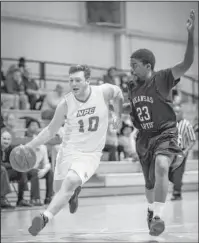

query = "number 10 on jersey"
[{"left": 78, "top": 116, "right": 99, "bottom": 132}]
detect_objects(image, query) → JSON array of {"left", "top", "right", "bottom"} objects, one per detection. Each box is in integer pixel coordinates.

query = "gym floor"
[{"left": 1, "top": 192, "right": 198, "bottom": 242}]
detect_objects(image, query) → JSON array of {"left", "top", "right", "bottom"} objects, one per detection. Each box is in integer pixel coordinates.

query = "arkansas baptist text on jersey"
[{"left": 128, "top": 69, "right": 180, "bottom": 132}]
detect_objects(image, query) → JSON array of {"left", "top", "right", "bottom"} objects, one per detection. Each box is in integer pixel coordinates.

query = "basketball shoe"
[
  {"left": 28, "top": 214, "right": 49, "bottom": 236},
  {"left": 69, "top": 186, "right": 81, "bottom": 214},
  {"left": 147, "top": 208, "right": 154, "bottom": 229},
  {"left": 149, "top": 216, "right": 165, "bottom": 236}
]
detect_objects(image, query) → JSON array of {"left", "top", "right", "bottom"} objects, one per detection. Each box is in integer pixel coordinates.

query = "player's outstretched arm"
[
  {"left": 26, "top": 99, "right": 67, "bottom": 149},
  {"left": 102, "top": 83, "right": 124, "bottom": 117},
  {"left": 171, "top": 10, "right": 195, "bottom": 80},
  {"left": 102, "top": 83, "right": 124, "bottom": 129}
]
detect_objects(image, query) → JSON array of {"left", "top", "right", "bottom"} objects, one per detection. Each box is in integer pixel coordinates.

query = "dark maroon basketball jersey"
[{"left": 128, "top": 69, "right": 180, "bottom": 132}]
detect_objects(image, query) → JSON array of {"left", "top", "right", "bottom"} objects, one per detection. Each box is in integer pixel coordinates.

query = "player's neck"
[
  {"left": 75, "top": 86, "right": 91, "bottom": 102},
  {"left": 146, "top": 71, "right": 153, "bottom": 81}
]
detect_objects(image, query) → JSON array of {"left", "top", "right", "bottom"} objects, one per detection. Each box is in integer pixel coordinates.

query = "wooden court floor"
[{"left": 1, "top": 192, "right": 198, "bottom": 242}]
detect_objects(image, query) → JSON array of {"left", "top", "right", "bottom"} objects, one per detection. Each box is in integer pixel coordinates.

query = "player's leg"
[
  {"left": 53, "top": 174, "right": 82, "bottom": 214},
  {"left": 171, "top": 155, "right": 187, "bottom": 200},
  {"left": 149, "top": 154, "right": 173, "bottom": 236},
  {"left": 28, "top": 169, "right": 82, "bottom": 236},
  {"left": 68, "top": 153, "right": 100, "bottom": 214},
  {"left": 139, "top": 160, "right": 155, "bottom": 229}
]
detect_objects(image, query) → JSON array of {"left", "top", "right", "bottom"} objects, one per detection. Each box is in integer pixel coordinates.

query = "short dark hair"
[
  {"left": 26, "top": 119, "right": 41, "bottom": 129},
  {"left": 69, "top": 65, "right": 91, "bottom": 80},
  {"left": 131, "top": 49, "right": 156, "bottom": 70}
]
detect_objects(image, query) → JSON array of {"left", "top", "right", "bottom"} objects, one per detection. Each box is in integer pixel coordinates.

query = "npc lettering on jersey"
[
  {"left": 132, "top": 95, "right": 154, "bottom": 130},
  {"left": 77, "top": 107, "right": 96, "bottom": 117}
]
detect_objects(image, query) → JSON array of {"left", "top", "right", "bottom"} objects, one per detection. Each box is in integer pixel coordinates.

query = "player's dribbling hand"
[
  {"left": 111, "top": 114, "right": 121, "bottom": 130},
  {"left": 187, "top": 10, "right": 195, "bottom": 33}
]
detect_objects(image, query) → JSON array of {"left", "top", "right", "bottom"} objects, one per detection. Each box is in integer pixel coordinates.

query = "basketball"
[{"left": 9, "top": 145, "right": 36, "bottom": 172}]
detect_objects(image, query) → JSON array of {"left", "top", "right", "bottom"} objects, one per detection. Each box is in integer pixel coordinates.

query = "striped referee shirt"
[{"left": 177, "top": 119, "right": 196, "bottom": 150}]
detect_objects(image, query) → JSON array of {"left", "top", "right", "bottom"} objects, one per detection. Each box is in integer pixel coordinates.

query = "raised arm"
[
  {"left": 171, "top": 10, "right": 195, "bottom": 80},
  {"left": 26, "top": 99, "right": 67, "bottom": 149}
]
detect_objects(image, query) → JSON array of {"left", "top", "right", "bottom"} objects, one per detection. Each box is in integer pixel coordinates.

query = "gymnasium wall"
[
  {"left": 1, "top": 2, "right": 115, "bottom": 68},
  {"left": 1, "top": 2, "right": 198, "bottom": 82}
]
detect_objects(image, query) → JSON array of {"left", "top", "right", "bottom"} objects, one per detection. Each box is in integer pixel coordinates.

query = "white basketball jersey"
[{"left": 61, "top": 86, "right": 109, "bottom": 153}]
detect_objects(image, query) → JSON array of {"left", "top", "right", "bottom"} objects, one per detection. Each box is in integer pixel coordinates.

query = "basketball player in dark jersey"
[{"left": 123, "top": 10, "right": 195, "bottom": 236}]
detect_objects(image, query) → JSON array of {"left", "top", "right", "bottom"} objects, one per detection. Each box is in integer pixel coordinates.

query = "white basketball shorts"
[{"left": 54, "top": 149, "right": 102, "bottom": 185}]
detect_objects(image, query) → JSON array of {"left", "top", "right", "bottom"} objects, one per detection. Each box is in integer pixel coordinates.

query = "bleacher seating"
[{"left": 1, "top": 58, "right": 198, "bottom": 204}]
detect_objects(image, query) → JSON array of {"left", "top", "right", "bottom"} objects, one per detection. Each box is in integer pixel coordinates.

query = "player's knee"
[
  {"left": 155, "top": 155, "right": 170, "bottom": 177},
  {"left": 53, "top": 180, "right": 62, "bottom": 193},
  {"left": 62, "top": 170, "right": 82, "bottom": 193}
]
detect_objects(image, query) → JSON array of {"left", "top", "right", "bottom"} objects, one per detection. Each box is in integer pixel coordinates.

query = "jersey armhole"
[
  {"left": 154, "top": 80, "right": 170, "bottom": 103},
  {"left": 100, "top": 85, "right": 109, "bottom": 109}
]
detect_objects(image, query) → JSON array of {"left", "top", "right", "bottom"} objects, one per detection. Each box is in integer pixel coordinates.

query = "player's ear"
[
  {"left": 86, "top": 78, "right": 90, "bottom": 84},
  {"left": 146, "top": 63, "right": 151, "bottom": 70}
]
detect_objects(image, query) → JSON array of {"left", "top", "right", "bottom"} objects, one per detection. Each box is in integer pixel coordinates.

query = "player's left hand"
[
  {"left": 186, "top": 10, "right": 195, "bottom": 33},
  {"left": 111, "top": 114, "right": 122, "bottom": 130},
  {"left": 38, "top": 169, "right": 46, "bottom": 179}
]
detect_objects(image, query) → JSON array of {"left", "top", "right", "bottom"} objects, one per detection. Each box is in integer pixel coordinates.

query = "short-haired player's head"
[
  {"left": 1, "top": 129, "right": 12, "bottom": 149},
  {"left": 69, "top": 65, "right": 91, "bottom": 97},
  {"left": 130, "top": 49, "right": 156, "bottom": 81}
]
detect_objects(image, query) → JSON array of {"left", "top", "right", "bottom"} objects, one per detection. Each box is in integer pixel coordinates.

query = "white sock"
[
  {"left": 153, "top": 202, "right": 165, "bottom": 218},
  {"left": 43, "top": 211, "right": 54, "bottom": 220},
  {"left": 148, "top": 203, "right": 154, "bottom": 211}
]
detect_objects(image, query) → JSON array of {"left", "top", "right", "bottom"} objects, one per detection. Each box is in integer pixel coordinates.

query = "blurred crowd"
[{"left": 1, "top": 57, "right": 198, "bottom": 209}]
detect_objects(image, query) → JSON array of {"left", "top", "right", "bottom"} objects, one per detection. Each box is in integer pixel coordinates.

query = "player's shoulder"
[
  {"left": 39, "top": 144, "right": 47, "bottom": 150},
  {"left": 154, "top": 68, "right": 172, "bottom": 78},
  {"left": 64, "top": 91, "right": 73, "bottom": 99}
]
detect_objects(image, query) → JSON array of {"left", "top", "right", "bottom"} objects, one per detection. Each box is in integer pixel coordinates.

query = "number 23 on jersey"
[
  {"left": 78, "top": 116, "right": 99, "bottom": 133},
  {"left": 136, "top": 106, "right": 151, "bottom": 122}
]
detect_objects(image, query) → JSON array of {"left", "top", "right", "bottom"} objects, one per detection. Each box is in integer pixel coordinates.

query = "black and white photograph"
[{"left": 1, "top": 1, "right": 198, "bottom": 242}]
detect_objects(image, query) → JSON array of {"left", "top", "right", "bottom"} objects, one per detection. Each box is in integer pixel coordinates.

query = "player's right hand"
[{"left": 187, "top": 10, "right": 195, "bottom": 33}]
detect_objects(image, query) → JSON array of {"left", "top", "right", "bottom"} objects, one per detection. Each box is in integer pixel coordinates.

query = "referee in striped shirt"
[{"left": 170, "top": 104, "right": 196, "bottom": 200}]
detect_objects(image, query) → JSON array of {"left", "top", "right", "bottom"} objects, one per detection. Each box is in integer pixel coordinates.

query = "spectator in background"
[
  {"left": 5, "top": 67, "right": 29, "bottom": 109},
  {"left": 103, "top": 67, "right": 120, "bottom": 86},
  {"left": 41, "top": 84, "right": 64, "bottom": 120},
  {"left": 1, "top": 130, "right": 31, "bottom": 207},
  {"left": 103, "top": 109, "right": 118, "bottom": 161},
  {"left": 23, "top": 69, "right": 45, "bottom": 110},
  {"left": 18, "top": 57, "right": 27, "bottom": 77},
  {"left": 1, "top": 65, "right": 17, "bottom": 109},
  {"left": 170, "top": 105, "right": 196, "bottom": 200},
  {"left": 1, "top": 165, "right": 15, "bottom": 209},
  {"left": 118, "top": 123, "right": 138, "bottom": 161},
  {"left": 2, "top": 113, "right": 17, "bottom": 140},
  {"left": 26, "top": 120, "right": 54, "bottom": 205},
  {"left": 1, "top": 60, "right": 6, "bottom": 93}
]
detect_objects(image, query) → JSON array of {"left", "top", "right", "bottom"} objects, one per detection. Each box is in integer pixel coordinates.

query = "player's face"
[
  {"left": 69, "top": 71, "right": 89, "bottom": 96},
  {"left": 130, "top": 58, "right": 149, "bottom": 81},
  {"left": 1, "top": 131, "right": 12, "bottom": 148}
]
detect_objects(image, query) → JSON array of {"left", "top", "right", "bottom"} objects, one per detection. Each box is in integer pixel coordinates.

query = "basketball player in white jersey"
[{"left": 24, "top": 65, "right": 124, "bottom": 236}]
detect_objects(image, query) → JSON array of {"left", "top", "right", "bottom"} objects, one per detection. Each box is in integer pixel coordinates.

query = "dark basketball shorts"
[{"left": 136, "top": 127, "right": 183, "bottom": 190}]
